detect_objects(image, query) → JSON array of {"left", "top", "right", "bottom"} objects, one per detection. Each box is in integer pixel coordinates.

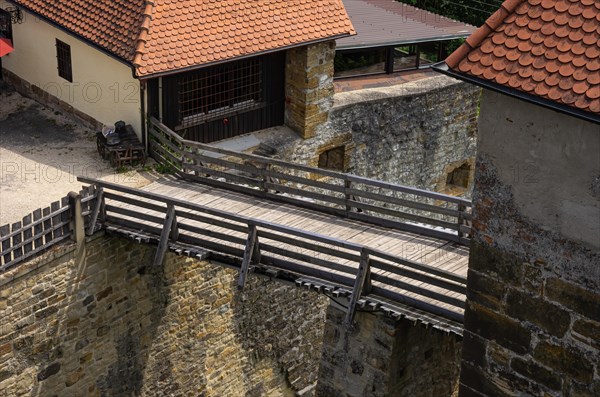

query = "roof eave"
[
  {"left": 136, "top": 33, "right": 352, "bottom": 80},
  {"left": 336, "top": 33, "right": 472, "bottom": 51},
  {"left": 6, "top": 0, "right": 134, "bottom": 69},
  {"left": 432, "top": 62, "right": 600, "bottom": 125}
]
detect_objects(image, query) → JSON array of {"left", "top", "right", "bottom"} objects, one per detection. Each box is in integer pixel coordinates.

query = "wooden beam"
[
  {"left": 170, "top": 209, "right": 179, "bottom": 240},
  {"left": 86, "top": 187, "right": 104, "bottom": 236},
  {"left": 153, "top": 204, "right": 176, "bottom": 267},
  {"left": 68, "top": 192, "right": 84, "bottom": 246},
  {"left": 344, "top": 248, "right": 371, "bottom": 326},
  {"left": 238, "top": 224, "right": 258, "bottom": 290}
]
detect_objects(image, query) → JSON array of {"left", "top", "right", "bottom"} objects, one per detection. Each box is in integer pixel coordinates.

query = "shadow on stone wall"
[
  {"left": 232, "top": 276, "right": 329, "bottom": 396},
  {"left": 0, "top": 235, "right": 330, "bottom": 396},
  {"left": 20, "top": 236, "right": 169, "bottom": 397},
  {"left": 316, "top": 302, "right": 462, "bottom": 397}
]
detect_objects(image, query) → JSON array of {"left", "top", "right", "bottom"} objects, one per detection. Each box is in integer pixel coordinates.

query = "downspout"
[
  {"left": 140, "top": 79, "right": 147, "bottom": 151},
  {"left": 130, "top": 65, "right": 147, "bottom": 150},
  {"left": 132, "top": 0, "right": 153, "bottom": 150}
]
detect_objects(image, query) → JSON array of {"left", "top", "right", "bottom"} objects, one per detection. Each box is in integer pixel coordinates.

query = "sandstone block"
[
  {"left": 65, "top": 368, "right": 84, "bottom": 387},
  {"left": 464, "top": 303, "right": 531, "bottom": 354},
  {"left": 546, "top": 278, "right": 600, "bottom": 322},
  {"left": 510, "top": 357, "right": 561, "bottom": 391},
  {"left": 505, "top": 288, "right": 570, "bottom": 337},
  {"left": 572, "top": 318, "right": 600, "bottom": 350},
  {"left": 466, "top": 269, "right": 506, "bottom": 310},
  {"left": 533, "top": 341, "right": 594, "bottom": 383},
  {"left": 34, "top": 305, "right": 58, "bottom": 320},
  {"left": 468, "top": 243, "right": 523, "bottom": 285},
  {"left": 461, "top": 331, "right": 487, "bottom": 368},
  {"left": 459, "top": 362, "right": 512, "bottom": 397},
  {"left": 37, "top": 362, "right": 61, "bottom": 381}
]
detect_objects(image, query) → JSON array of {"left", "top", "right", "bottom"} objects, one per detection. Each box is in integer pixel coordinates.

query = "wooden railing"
[
  {"left": 0, "top": 186, "right": 97, "bottom": 272},
  {"left": 78, "top": 176, "right": 467, "bottom": 324},
  {"left": 148, "top": 117, "right": 472, "bottom": 245}
]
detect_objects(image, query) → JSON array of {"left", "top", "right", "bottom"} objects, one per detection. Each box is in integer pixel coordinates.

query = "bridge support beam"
[
  {"left": 238, "top": 224, "right": 260, "bottom": 289},
  {"left": 153, "top": 204, "right": 176, "bottom": 267},
  {"left": 316, "top": 302, "right": 462, "bottom": 397},
  {"left": 344, "top": 248, "right": 371, "bottom": 325}
]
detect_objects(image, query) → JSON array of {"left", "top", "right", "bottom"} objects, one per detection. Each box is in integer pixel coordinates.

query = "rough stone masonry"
[
  {"left": 459, "top": 91, "right": 600, "bottom": 397},
  {"left": 271, "top": 73, "right": 480, "bottom": 197},
  {"left": 0, "top": 234, "right": 329, "bottom": 397},
  {"left": 316, "top": 303, "right": 462, "bottom": 397},
  {"left": 0, "top": 231, "right": 467, "bottom": 397}
]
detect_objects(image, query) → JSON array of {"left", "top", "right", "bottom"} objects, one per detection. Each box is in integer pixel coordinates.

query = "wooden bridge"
[
  {"left": 0, "top": 118, "right": 472, "bottom": 335},
  {"left": 87, "top": 119, "right": 470, "bottom": 333}
]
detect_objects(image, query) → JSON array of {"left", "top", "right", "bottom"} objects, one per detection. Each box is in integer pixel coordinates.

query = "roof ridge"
[
  {"left": 133, "top": 0, "right": 155, "bottom": 73},
  {"left": 445, "top": 0, "right": 525, "bottom": 69}
]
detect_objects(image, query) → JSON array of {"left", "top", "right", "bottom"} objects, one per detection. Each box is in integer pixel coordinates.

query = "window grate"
[
  {"left": 56, "top": 39, "right": 72, "bottom": 82},
  {"left": 0, "top": 9, "right": 12, "bottom": 42},
  {"left": 178, "top": 58, "right": 262, "bottom": 127}
]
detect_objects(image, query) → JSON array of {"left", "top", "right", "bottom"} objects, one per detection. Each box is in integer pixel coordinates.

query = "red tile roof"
[
  {"left": 445, "top": 0, "right": 600, "bottom": 115},
  {"left": 8, "top": 0, "right": 148, "bottom": 61},
  {"left": 8, "top": 0, "right": 355, "bottom": 78},
  {"left": 135, "top": 0, "right": 355, "bottom": 77}
]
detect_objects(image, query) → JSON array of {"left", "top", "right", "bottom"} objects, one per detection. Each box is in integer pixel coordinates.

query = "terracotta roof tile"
[
  {"left": 134, "top": 0, "right": 354, "bottom": 77},
  {"left": 8, "top": 0, "right": 147, "bottom": 60},
  {"left": 445, "top": 0, "right": 600, "bottom": 116},
  {"left": 8, "top": 0, "right": 354, "bottom": 77}
]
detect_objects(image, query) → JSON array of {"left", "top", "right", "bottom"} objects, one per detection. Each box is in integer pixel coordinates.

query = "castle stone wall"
[
  {"left": 459, "top": 91, "right": 600, "bottom": 397},
  {"left": 0, "top": 234, "right": 329, "bottom": 397}
]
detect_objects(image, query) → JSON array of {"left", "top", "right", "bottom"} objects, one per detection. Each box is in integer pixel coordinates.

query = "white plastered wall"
[{"left": 0, "top": 2, "right": 142, "bottom": 136}]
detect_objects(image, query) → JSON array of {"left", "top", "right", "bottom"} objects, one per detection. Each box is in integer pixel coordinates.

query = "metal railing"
[{"left": 148, "top": 117, "right": 472, "bottom": 246}]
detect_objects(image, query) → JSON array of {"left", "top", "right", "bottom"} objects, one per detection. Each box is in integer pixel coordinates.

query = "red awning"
[{"left": 0, "top": 38, "right": 14, "bottom": 57}]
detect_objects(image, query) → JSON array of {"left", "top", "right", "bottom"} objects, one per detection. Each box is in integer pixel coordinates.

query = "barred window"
[
  {"left": 178, "top": 58, "right": 262, "bottom": 128},
  {"left": 0, "top": 9, "right": 12, "bottom": 42},
  {"left": 55, "top": 39, "right": 72, "bottom": 82}
]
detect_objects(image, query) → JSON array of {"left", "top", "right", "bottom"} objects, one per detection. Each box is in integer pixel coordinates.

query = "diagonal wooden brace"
[
  {"left": 153, "top": 204, "right": 176, "bottom": 267},
  {"left": 86, "top": 187, "right": 104, "bottom": 236},
  {"left": 238, "top": 224, "right": 259, "bottom": 290},
  {"left": 344, "top": 248, "right": 371, "bottom": 326}
]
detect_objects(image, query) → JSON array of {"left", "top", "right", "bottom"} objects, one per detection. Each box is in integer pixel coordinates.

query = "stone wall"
[
  {"left": 460, "top": 91, "right": 600, "bottom": 396},
  {"left": 0, "top": 234, "right": 329, "bottom": 396},
  {"left": 272, "top": 75, "right": 479, "bottom": 196},
  {"left": 285, "top": 41, "right": 336, "bottom": 139},
  {"left": 316, "top": 302, "right": 462, "bottom": 397}
]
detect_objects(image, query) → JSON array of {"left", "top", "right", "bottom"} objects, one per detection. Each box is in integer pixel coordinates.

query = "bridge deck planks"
[{"left": 111, "top": 177, "right": 469, "bottom": 317}]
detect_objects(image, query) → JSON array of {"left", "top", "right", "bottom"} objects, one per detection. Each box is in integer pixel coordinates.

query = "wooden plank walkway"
[{"left": 98, "top": 176, "right": 469, "bottom": 323}]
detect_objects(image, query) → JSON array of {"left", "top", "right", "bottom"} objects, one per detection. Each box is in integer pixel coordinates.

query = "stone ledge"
[{"left": 332, "top": 75, "right": 468, "bottom": 110}]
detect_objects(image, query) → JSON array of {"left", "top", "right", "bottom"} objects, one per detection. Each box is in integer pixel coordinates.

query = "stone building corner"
[{"left": 285, "top": 41, "right": 336, "bottom": 139}]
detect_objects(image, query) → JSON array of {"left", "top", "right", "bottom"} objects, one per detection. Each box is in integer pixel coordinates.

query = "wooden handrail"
[
  {"left": 78, "top": 176, "right": 467, "bottom": 324},
  {"left": 147, "top": 117, "right": 473, "bottom": 245}
]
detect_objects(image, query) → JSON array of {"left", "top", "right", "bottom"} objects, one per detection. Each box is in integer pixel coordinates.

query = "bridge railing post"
[
  {"left": 457, "top": 203, "right": 466, "bottom": 239},
  {"left": 153, "top": 204, "right": 176, "bottom": 267},
  {"left": 86, "top": 186, "right": 105, "bottom": 236},
  {"left": 68, "top": 192, "right": 85, "bottom": 246},
  {"left": 344, "top": 179, "right": 353, "bottom": 212},
  {"left": 262, "top": 164, "right": 276, "bottom": 194},
  {"left": 344, "top": 247, "right": 371, "bottom": 326},
  {"left": 238, "top": 223, "right": 260, "bottom": 290}
]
